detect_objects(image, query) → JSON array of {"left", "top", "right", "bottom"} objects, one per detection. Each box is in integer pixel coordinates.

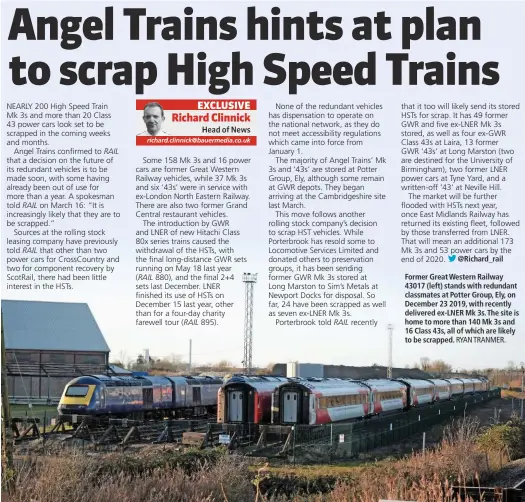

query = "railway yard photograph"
[{"left": 1, "top": 299, "right": 525, "bottom": 502}]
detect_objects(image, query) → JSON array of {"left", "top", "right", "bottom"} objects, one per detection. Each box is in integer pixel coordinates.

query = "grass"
[
  {"left": 9, "top": 405, "right": 62, "bottom": 435},
  {"left": 3, "top": 415, "right": 523, "bottom": 501},
  {"left": 248, "top": 462, "right": 364, "bottom": 477},
  {"left": 10, "top": 405, "right": 58, "bottom": 419},
  {"left": 502, "top": 389, "right": 525, "bottom": 399}
]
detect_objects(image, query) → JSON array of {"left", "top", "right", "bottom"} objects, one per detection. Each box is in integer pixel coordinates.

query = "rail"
[
  {"left": 514, "top": 479, "right": 525, "bottom": 490},
  {"left": 12, "top": 390, "right": 502, "bottom": 455}
]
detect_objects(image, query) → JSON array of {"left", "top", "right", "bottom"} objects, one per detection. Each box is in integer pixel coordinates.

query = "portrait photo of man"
[{"left": 137, "top": 102, "right": 169, "bottom": 136}]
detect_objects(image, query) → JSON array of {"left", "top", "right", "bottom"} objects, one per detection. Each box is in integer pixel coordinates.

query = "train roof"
[
  {"left": 222, "top": 375, "right": 290, "bottom": 391},
  {"left": 358, "top": 379, "right": 407, "bottom": 390},
  {"left": 225, "top": 375, "right": 290, "bottom": 383},
  {"left": 460, "top": 377, "right": 483, "bottom": 383},
  {"left": 428, "top": 378, "right": 452, "bottom": 385},
  {"left": 163, "top": 375, "right": 224, "bottom": 385},
  {"left": 280, "top": 379, "right": 370, "bottom": 393},
  {"left": 445, "top": 378, "right": 464, "bottom": 384},
  {"left": 64, "top": 376, "right": 102, "bottom": 386},
  {"left": 85, "top": 374, "right": 148, "bottom": 386},
  {"left": 395, "top": 378, "right": 434, "bottom": 387},
  {"left": 66, "top": 374, "right": 224, "bottom": 387}
]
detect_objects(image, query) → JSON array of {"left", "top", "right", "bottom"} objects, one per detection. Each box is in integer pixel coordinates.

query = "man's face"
[{"left": 143, "top": 106, "right": 164, "bottom": 135}]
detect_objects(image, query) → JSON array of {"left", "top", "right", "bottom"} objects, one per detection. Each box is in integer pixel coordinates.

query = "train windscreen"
[{"left": 65, "top": 385, "right": 89, "bottom": 397}]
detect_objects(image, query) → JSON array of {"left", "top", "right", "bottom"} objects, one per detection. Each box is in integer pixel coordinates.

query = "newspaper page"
[{"left": 1, "top": 0, "right": 524, "bottom": 499}]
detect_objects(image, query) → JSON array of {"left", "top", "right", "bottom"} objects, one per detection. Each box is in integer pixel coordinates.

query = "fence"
[
  {"left": 12, "top": 389, "right": 503, "bottom": 459},
  {"left": 272, "top": 389, "right": 502, "bottom": 463}
]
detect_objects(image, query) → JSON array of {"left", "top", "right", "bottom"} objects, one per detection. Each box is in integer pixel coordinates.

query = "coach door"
[
  {"left": 193, "top": 386, "right": 202, "bottom": 405},
  {"left": 282, "top": 390, "right": 299, "bottom": 423},
  {"left": 143, "top": 387, "right": 153, "bottom": 408},
  {"left": 227, "top": 390, "right": 244, "bottom": 422}
]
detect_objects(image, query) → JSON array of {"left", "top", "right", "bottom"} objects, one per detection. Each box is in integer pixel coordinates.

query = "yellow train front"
[{"left": 57, "top": 376, "right": 101, "bottom": 417}]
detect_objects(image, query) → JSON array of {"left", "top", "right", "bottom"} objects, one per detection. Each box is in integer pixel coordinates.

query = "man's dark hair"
[{"left": 143, "top": 102, "right": 164, "bottom": 117}]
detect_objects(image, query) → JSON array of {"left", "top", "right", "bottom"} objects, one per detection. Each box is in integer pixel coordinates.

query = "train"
[
  {"left": 270, "top": 377, "right": 490, "bottom": 425},
  {"left": 218, "top": 376, "right": 489, "bottom": 426},
  {"left": 58, "top": 373, "right": 490, "bottom": 426},
  {"left": 57, "top": 374, "right": 223, "bottom": 421}
]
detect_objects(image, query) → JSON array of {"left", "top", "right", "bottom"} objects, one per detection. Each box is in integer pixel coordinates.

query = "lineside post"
[{"left": 1, "top": 311, "right": 15, "bottom": 492}]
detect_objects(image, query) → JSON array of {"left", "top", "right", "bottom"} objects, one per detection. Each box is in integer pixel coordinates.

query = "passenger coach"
[
  {"left": 272, "top": 379, "right": 373, "bottom": 425},
  {"left": 428, "top": 379, "right": 452, "bottom": 401},
  {"left": 217, "top": 375, "right": 289, "bottom": 424}
]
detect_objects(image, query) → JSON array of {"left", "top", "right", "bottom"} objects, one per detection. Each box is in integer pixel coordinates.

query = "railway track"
[
  {"left": 14, "top": 391, "right": 499, "bottom": 454},
  {"left": 514, "top": 478, "right": 525, "bottom": 490},
  {"left": 13, "top": 415, "right": 218, "bottom": 448}
]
